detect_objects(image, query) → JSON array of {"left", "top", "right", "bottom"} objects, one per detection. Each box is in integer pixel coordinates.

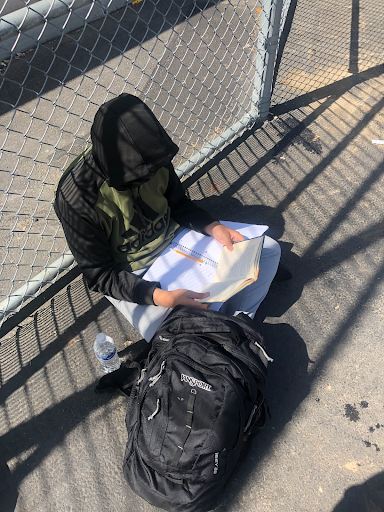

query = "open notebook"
[{"left": 143, "top": 221, "right": 268, "bottom": 306}]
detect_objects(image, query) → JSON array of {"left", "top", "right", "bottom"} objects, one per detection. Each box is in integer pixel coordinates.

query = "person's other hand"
[
  {"left": 153, "top": 288, "right": 210, "bottom": 309},
  {"left": 204, "top": 221, "right": 245, "bottom": 251}
]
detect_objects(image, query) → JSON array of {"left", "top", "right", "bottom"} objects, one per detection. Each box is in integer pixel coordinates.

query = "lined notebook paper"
[{"left": 143, "top": 221, "right": 268, "bottom": 297}]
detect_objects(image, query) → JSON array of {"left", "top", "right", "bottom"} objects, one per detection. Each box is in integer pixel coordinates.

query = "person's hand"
[
  {"left": 153, "top": 288, "right": 210, "bottom": 309},
  {"left": 204, "top": 221, "right": 245, "bottom": 251}
]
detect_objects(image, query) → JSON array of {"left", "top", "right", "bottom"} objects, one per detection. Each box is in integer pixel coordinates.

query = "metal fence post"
[
  {"left": 0, "top": 253, "right": 75, "bottom": 323},
  {"left": 252, "top": 0, "right": 285, "bottom": 120}
]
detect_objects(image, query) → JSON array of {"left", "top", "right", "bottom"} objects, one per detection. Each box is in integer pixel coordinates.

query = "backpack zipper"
[
  {"left": 182, "top": 335, "right": 268, "bottom": 387},
  {"left": 147, "top": 398, "right": 161, "bottom": 420},
  {"left": 148, "top": 360, "right": 166, "bottom": 387},
  {"left": 216, "top": 340, "right": 268, "bottom": 385},
  {"left": 243, "top": 394, "right": 264, "bottom": 433},
  {"left": 151, "top": 332, "right": 268, "bottom": 384}
]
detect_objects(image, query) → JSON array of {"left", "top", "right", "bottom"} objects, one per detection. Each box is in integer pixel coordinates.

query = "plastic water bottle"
[{"left": 93, "top": 333, "right": 121, "bottom": 373}]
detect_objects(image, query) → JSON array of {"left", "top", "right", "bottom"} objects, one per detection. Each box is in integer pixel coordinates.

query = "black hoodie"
[{"left": 54, "top": 94, "right": 216, "bottom": 305}]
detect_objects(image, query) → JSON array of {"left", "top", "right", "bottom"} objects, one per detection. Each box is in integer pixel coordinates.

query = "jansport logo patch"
[{"left": 180, "top": 374, "right": 212, "bottom": 391}]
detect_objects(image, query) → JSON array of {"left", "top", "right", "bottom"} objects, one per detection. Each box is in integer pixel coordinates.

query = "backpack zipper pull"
[
  {"left": 149, "top": 360, "right": 166, "bottom": 387},
  {"left": 253, "top": 341, "right": 274, "bottom": 362},
  {"left": 137, "top": 368, "right": 147, "bottom": 385},
  {"left": 148, "top": 399, "right": 161, "bottom": 420}
]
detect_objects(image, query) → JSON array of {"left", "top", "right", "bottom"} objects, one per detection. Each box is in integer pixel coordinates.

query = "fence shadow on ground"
[{"left": 0, "top": 275, "right": 146, "bottom": 511}]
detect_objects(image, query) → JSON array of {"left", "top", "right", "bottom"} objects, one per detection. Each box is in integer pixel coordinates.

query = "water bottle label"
[{"left": 97, "top": 347, "right": 117, "bottom": 361}]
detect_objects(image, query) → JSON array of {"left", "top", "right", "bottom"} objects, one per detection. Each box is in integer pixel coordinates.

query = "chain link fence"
[
  {"left": 271, "top": 0, "right": 384, "bottom": 106},
  {"left": 0, "top": 0, "right": 289, "bottom": 327}
]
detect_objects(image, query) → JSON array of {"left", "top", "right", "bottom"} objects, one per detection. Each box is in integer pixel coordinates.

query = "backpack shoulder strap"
[{"left": 94, "top": 361, "right": 142, "bottom": 398}]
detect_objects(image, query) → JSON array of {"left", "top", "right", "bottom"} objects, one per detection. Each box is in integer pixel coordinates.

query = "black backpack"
[{"left": 120, "top": 306, "right": 272, "bottom": 512}]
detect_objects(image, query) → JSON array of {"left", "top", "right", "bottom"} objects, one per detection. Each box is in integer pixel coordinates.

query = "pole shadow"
[
  {"left": 0, "top": 460, "right": 18, "bottom": 512},
  {"left": 332, "top": 472, "right": 384, "bottom": 512}
]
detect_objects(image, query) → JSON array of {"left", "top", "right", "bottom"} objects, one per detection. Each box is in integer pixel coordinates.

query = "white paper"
[
  {"left": 143, "top": 222, "right": 268, "bottom": 293},
  {"left": 143, "top": 244, "right": 216, "bottom": 292}
]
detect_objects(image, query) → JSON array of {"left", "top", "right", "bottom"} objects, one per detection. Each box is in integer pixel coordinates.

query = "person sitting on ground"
[{"left": 54, "top": 93, "right": 288, "bottom": 342}]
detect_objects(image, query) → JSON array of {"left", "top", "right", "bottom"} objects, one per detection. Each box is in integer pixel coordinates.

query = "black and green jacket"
[{"left": 54, "top": 94, "right": 216, "bottom": 305}]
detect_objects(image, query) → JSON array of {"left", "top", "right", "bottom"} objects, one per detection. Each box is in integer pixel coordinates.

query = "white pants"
[{"left": 107, "top": 235, "right": 281, "bottom": 342}]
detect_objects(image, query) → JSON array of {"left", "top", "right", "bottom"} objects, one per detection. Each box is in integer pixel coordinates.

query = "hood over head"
[{"left": 91, "top": 94, "right": 179, "bottom": 188}]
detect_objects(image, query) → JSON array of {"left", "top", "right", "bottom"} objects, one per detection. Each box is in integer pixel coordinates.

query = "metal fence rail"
[{"left": 0, "top": 0, "right": 288, "bottom": 327}]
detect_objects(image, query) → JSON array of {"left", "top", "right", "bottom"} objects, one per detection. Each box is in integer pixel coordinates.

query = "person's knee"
[{"left": 262, "top": 236, "right": 281, "bottom": 260}]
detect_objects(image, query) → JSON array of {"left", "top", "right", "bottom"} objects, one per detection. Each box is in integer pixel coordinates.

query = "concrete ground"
[{"left": 1, "top": 0, "right": 384, "bottom": 511}]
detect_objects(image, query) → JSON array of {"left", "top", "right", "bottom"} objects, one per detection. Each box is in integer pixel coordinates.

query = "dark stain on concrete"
[
  {"left": 363, "top": 440, "right": 381, "bottom": 452},
  {"left": 345, "top": 404, "right": 360, "bottom": 422}
]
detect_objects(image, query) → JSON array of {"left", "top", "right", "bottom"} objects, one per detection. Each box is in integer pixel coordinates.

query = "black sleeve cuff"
[
  {"left": 133, "top": 279, "right": 161, "bottom": 305},
  {"left": 192, "top": 213, "right": 218, "bottom": 234}
]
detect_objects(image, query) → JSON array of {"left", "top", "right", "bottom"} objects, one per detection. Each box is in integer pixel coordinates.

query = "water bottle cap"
[{"left": 96, "top": 333, "right": 106, "bottom": 342}]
